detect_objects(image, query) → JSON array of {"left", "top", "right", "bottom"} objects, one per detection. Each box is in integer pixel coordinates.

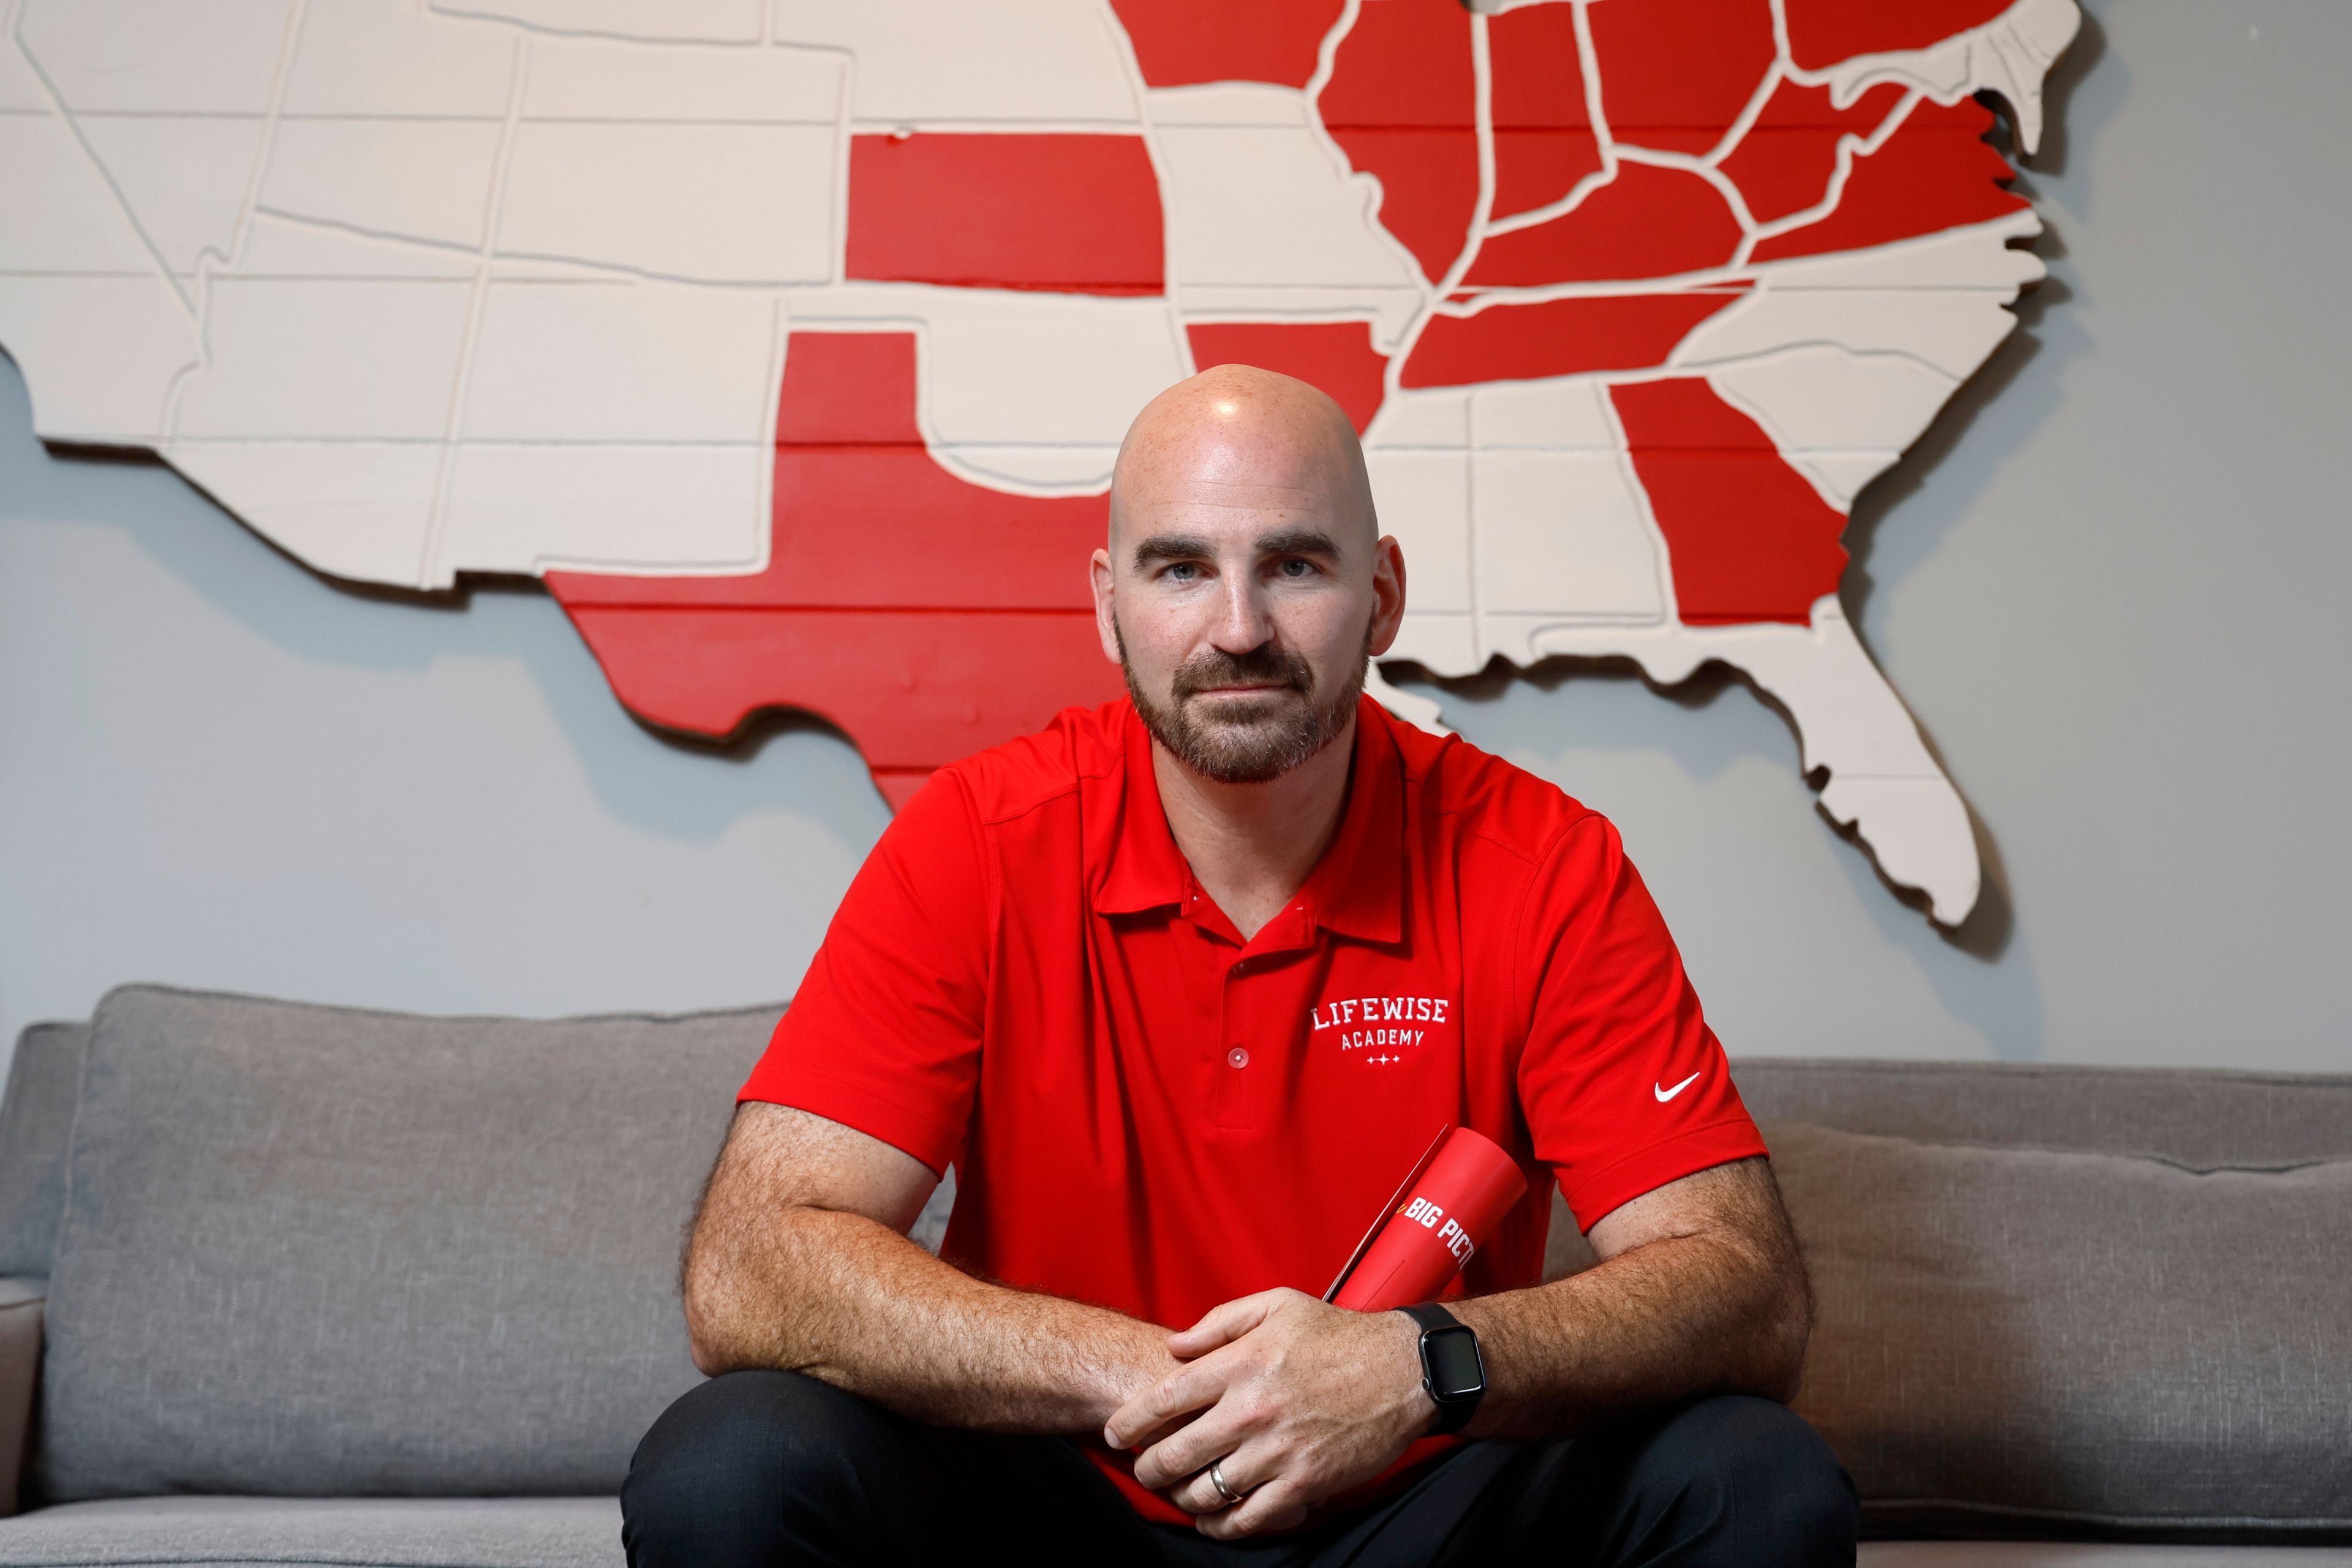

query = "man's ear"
[
  {"left": 1368, "top": 535, "right": 1408, "bottom": 658},
  {"left": 1090, "top": 547, "right": 1122, "bottom": 665}
]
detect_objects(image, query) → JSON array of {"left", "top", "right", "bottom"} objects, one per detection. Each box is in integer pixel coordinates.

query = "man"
[{"left": 623, "top": 366, "right": 1856, "bottom": 1566}]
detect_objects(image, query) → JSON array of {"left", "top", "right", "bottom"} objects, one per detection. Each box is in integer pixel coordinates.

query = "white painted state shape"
[
  {"left": 1364, "top": 448, "right": 1473, "bottom": 614},
  {"left": 774, "top": 0, "right": 1140, "bottom": 124},
  {"left": 522, "top": 33, "right": 843, "bottom": 121},
  {"left": 0, "top": 276, "right": 195, "bottom": 442},
  {"left": 284, "top": 0, "right": 519, "bottom": 116},
  {"left": 1708, "top": 347, "right": 1959, "bottom": 507},
  {"left": 438, "top": 443, "right": 770, "bottom": 578},
  {"left": 176, "top": 276, "right": 475, "bottom": 442},
  {"left": 499, "top": 119, "right": 839, "bottom": 284},
  {"left": 788, "top": 284, "right": 1188, "bottom": 494},
  {"left": 75, "top": 115, "right": 263, "bottom": 277},
  {"left": 1474, "top": 450, "right": 1667, "bottom": 626},
  {"left": 463, "top": 279, "right": 782, "bottom": 445},
  {"left": 17, "top": 0, "right": 292, "bottom": 114},
  {"left": 429, "top": 0, "right": 762, "bottom": 45},
  {"left": 164, "top": 440, "right": 444, "bottom": 586},
  {"left": 263, "top": 119, "right": 507, "bottom": 251},
  {"left": 1150, "top": 85, "right": 1412, "bottom": 292}
]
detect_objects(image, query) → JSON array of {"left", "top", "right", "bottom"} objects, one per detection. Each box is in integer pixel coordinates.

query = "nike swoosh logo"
[{"left": 1654, "top": 1072, "right": 1702, "bottom": 1103}]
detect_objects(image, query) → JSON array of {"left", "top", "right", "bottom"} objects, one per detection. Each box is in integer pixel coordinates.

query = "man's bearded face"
[{"left": 1117, "top": 620, "right": 1370, "bottom": 785}]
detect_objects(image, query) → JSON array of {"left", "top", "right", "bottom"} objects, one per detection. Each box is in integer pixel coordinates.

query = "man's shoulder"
[
  {"left": 935, "top": 698, "right": 1133, "bottom": 829},
  {"left": 1386, "top": 707, "right": 1608, "bottom": 872}
]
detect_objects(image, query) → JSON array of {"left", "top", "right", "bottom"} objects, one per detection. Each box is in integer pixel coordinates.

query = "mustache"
[{"left": 1170, "top": 643, "right": 1314, "bottom": 703}]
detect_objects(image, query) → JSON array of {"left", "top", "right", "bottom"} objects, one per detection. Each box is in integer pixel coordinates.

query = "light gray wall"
[{"left": 3, "top": 0, "right": 2347, "bottom": 1071}]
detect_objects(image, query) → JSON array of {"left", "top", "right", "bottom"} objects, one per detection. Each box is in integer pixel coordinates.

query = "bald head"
[
  {"left": 1088, "top": 363, "right": 1406, "bottom": 786},
  {"left": 1109, "top": 363, "right": 1377, "bottom": 552}
]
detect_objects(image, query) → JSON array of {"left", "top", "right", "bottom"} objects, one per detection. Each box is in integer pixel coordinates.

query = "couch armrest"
[{"left": 0, "top": 1278, "right": 42, "bottom": 1517}]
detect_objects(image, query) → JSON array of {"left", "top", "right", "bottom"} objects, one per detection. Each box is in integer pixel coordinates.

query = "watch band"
[{"left": 1396, "top": 1302, "right": 1485, "bottom": 1436}]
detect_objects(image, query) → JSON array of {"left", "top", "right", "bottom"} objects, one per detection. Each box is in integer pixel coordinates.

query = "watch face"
[{"left": 1423, "top": 1324, "right": 1485, "bottom": 1400}]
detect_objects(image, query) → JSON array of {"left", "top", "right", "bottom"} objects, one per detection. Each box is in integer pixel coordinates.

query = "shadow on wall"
[{"left": 0, "top": 350, "right": 891, "bottom": 853}]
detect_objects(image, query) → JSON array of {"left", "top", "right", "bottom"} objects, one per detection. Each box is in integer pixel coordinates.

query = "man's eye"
[
  {"left": 1278, "top": 558, "right": 1314, "bottom": 578},
  {"left": 1167, "top": 562, "right": 1199, "bottom": 581}
]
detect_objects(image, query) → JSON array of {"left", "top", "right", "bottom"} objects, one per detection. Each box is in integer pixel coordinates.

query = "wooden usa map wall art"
[{"left": 0, "top": 0, "right": 2078, "bottom": 928}]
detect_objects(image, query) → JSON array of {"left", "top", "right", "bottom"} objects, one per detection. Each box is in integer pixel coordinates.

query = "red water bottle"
[{"left": 1329, "top": 1126, "right": 1527, "bottom": 1311}]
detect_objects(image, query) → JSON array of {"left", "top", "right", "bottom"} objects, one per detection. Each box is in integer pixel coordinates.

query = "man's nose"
[{"left": 1207, "top": 570, "right": 1274, "bottom": 654}]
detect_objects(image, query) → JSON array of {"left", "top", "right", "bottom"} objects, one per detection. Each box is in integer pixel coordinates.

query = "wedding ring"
[{"left": 1207, "top": 1457, "right": 1243, "bottom": 1506}]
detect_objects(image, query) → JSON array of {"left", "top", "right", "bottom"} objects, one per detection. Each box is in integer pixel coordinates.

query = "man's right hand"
[{"left": 683, "top": 1102, "right": 1182, "bottom": 1434}]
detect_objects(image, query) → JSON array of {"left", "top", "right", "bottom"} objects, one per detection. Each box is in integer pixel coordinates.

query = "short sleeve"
[
  {"left": 1513, "top": 815, "right": 1765, "bottom": 1232},
  {"left": 738, "top": 769, "right": 991, "bottom": 1174}
]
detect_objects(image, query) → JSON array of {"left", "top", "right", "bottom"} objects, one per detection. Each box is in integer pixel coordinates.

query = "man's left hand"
[{"left": 1101, "top": 1287, "right": 1433, "bottom": 1538}]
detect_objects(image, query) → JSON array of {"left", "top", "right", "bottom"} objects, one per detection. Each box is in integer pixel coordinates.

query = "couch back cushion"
[
  {"left": 1544, "top": 1058, "right": 2352, "bottom": 1283},
  {"left": 1769, "top": 1119, "right": 2352, "bottom": 1539},
  {"left": 0, "top": 1022, "right": 88, "bottom": 1278},
  {"left": 37, "top": 986, "right": 775, "bottom": 1502},
  {"left": 1734, "top": 1058, "right": 2352, "bottom": 1169}
]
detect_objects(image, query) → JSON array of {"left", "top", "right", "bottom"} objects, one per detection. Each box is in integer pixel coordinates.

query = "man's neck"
[{"left": 1152, "top": 715, "right": 1357, "bottom": 943}]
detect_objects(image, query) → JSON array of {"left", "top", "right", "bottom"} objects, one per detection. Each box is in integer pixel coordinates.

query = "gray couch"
[{"left": 0, "top": 986, "right": 2340, "bottom": 1567}]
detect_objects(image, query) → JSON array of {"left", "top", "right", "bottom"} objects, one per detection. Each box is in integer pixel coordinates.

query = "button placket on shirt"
[{"left": 1212, "top": 905, "right": 1315, "bottom": 1133}]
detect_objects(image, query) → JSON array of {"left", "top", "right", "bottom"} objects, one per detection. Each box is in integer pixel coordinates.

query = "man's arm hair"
[
  {"left": 682, "top": 1101, "right": 1180, "bottom": 1434},
  {"left": 1452, "top": 1156, "right": 1811, "bottom": 1439}
]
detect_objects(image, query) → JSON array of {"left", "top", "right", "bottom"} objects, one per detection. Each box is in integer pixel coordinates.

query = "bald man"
[{"left": 622, "top": 368, "right": 1855, "bottom": 1567}]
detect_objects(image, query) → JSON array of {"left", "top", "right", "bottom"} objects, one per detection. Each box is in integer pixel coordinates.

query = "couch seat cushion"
[
  {"left": 0, "top": 1497, "right": 620, "bottom": 1567},
  {"left": 1771, "top": 1120, "right": 2352, "bottom": 1540}
]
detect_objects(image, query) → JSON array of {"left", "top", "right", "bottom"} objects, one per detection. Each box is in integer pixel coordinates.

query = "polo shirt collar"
[{"left": 1093, "top": 696, "right": 1404, "bottom": 946}]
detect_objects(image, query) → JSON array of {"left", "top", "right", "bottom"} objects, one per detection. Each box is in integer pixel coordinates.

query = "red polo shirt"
[{"left": 741, "top": 695, "right": 1764, "bottom": 1521}]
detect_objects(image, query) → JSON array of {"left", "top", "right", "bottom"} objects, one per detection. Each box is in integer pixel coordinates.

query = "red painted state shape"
[
  {"left": 1750, "top": 99, "right": 2027, "bottom": 263},
  {"left": 1611, "top": 379, "right": 1849, "bottom": 625},
  {"left": 1719, "top": 80, "right": 1905, "bottom": 224},
  {"left": 546, "top": 333, "right": 1124, "bottom": 807},
  {"left": 846, "top": 134, "right": 1164, "bottom": 296},
  {"left": 1401, "top": 290, "right": 1745, "bottom": 388},
  {"left": 1588, "top": 0, "right": 1776, "bottom": 157},
  {"left": 1317, "top": 0, "right": 1478, "bottom": 286},
  {"left": 1487, "top": 3, "right": 1602, "bottom": 220},
  {"left": 1185, "top": 321, "right": 1389, "bottom": 433},
  {"left": 1109, "top": 0, "right": 1344, "bottom": 88},
  {"left": 1466, "top": 164, "right": 1743, "bottom": 287},
  {"left": 1785, "top": 0, "right": 2015, "bottom": 70}
]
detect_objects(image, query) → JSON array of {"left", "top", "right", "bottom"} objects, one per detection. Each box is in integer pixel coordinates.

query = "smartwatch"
[{"left": 1396, "top": 1302, "right": 1486, "bottom": 1435}]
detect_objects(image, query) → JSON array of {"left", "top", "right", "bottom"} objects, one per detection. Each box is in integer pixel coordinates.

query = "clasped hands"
[{"left": 1101, "top": 1287, "right": 1435, "bottom": 1539}]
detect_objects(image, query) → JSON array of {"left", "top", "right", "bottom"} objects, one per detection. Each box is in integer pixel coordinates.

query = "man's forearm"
[
  {"left": 1452, "top": 1223, "right": 1809, "bottom": 1441},
  {"left": 687, "top": 1204, "right": 1176, "bottom": 1434}
]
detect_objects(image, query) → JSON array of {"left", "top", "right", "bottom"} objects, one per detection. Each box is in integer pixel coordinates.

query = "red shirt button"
[{"left": 1226, "top": 1047, "right": 1249, "bottom": 1069}]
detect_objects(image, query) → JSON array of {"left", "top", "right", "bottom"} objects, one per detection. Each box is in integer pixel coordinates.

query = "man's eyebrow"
[
  {"left": 1255, "top": 528, "right": 1343, "bottom": 559},
  {"left": 1130, "top": 533, "right": 1214, "bottom": 568}
]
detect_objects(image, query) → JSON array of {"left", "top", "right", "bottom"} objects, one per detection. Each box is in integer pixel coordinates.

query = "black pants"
[{"left": 622, "top": 1370, "right": 1857, "bottom": 1567}]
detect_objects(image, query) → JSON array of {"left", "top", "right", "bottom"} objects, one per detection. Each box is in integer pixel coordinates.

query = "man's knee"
[
  {"left": 622, "top": 1370, "right": 903, "bottom": 1567},
  {"left": 1624, "top": 1395, "right": 1857, "bottom": 1563}
]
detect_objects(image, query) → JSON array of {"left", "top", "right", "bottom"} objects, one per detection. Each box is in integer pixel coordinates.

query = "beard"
[{"left": 1117, "top": 621, "right": 1371, "bottom": 785}]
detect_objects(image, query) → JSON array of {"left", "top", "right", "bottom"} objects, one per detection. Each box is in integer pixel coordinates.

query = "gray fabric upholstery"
[
  {"left": 0, "top": 1026, "right": 88, "bottom": 1278},
  {"left": 1543, "top": 1057, "right": 2352, "bottom": 1282},
  {"left": 0, "top": 1496, "right": 621, "bottom": 1567},
  {"left": 1769, "top": 1120, "right": 2352, "bottom": 1540},
  {"left": 1735, "top": 1058, "right": 2352, "bottom": 1170},
  {"left": 0, "top": 1281, "right": 40, "bottom": 1517},
  {"left": 0, "top": 1503, "right": 2333, "bottom": 1568},
  {"left": 37, "top": 986, "right": 778, "bottom": 1502},
  {"left": 1862, "top": 1548, "right": 2352, "bottom": 1566}
]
